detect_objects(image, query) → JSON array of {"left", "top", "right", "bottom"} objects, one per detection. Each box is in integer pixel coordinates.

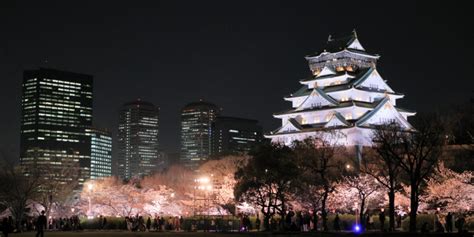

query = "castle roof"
[{"left": 305, "top": 30, "right": 378, "bottom": 58}]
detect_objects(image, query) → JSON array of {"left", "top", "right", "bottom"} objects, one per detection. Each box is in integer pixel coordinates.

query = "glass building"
[
  {"left": 20, "top": 68, "right": 93, "bottom": 187},
  {"left": 86, "top": 127, "right": 112, "bottom": 179},
  {"left": 180, "top": 100, "right": 220, "bottom": 169},
  {"left": 211, "top": 116, "right": 263, "bottom": 157},
  {"left": 117, "top": 99, "right": 160, "bottom": 180}
]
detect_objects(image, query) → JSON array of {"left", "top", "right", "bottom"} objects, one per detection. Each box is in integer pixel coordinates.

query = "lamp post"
[
  {"left": 193, "top": 176, "right": 213, "bottom": 231},
  {"left": 434, "top": 207, "right": 440, "bottom": 231}
]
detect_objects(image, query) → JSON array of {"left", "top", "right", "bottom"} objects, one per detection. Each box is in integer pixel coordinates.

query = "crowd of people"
[
  {"left": 421, "top": 211, "right": 468, "bottom": 234},
  {"left": 124, "top": 215, "right": 183, "bottom": 232},
  {"left": 0, "top": 209, "right": 471, "bottom": 235},
  {"left": 0, "top": 211, "right": 82, "bottom": 237}
]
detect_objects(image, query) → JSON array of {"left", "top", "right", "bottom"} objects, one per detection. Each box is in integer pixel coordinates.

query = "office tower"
[
  {"left": 20, "top": 68, "right": 93, "bottom": 187},
  {"left": 180, "top": 100, "right": 220, "bottom": 169},
  {"left": 86, "top": 127, "right": 112, "bottom": 179},
  {"left": 212, "top": 116, "right": 263, "bottom": 157},
  {"left": 117, "top": 99, "right": 160, "bottom": 179}
]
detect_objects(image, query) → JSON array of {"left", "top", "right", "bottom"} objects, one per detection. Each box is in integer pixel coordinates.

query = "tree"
[
  {"left": 423, "top": 162, "right": 474, "bottom": 213},
  {"left": 234, "top": 143, "right": 298, "bottom": 230},
  {"left": 337, "top": 175, "right": 384, "bottom": 230},
  {"left": 367, "top": 124, "right": 405, "bottom": 231},
  {"left": 0, "top": 154, "right": 41, "bottom": 231},
  {"left": 35, "top": 160, "right": 80, "bottom": 222},
  {"left": 292, "top": 135, "right": 344, "bottom": 231},
  {"left": 374, "top": 115, "right": 445, "bottom": 232}
]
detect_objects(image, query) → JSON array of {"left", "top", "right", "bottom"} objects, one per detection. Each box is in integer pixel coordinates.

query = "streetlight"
[
  {"left": 434, "top": 207, "right": 441, "bottom": 231},
  {"left": 194, "top": 176, "right": 213, "bottom": 231}
]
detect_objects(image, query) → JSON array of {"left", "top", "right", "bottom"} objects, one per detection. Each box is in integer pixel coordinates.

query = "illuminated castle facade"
[{"left": 266, "top": 31, "right": 415, "bottom": 146}]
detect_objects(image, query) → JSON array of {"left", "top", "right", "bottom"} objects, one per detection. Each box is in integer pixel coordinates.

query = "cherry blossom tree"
[
  {"left": 332, "top": 175, "right": 385, "bottom": 230},
  {"left": 292, "top": 134, "right": 345, "bottom": 231},
  {"left": 234, "top": 143, "right": 298, "bottom": 230},
  {"left": 423, "top": 163, "right": 474, "bottom": 213}
]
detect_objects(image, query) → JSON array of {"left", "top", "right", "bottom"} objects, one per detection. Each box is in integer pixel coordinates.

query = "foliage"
[
  {"left": 292, "top": 134, "right": 345, "bottom": 231},
  {"left": 234, "top": 143, "right": 298, "bottom": 230},
  {"left": 0, "top": 154, "right": 42, "bottom": 230},
  {"left": 423, "top": 162, "right": 474, "bottom": 212},
  {"left": 371, "top": 115, "right": 445, "bottom": 231}
]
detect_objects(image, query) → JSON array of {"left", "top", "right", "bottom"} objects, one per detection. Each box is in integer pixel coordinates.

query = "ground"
[{"left": 10, "top": 231, "right": 473, "bottom": 237}]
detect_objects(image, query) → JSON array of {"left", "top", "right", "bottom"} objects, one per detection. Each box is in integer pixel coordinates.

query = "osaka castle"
[{"left": 266, "top": 31, "right": 415, "bottom": 147}]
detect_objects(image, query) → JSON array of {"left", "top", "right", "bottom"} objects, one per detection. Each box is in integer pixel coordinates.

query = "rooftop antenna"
[{"left": 352, "top": 29, "right": 358, "bottom": 38}]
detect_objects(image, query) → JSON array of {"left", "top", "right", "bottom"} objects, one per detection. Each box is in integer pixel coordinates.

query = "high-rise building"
[
  {"left": 180, "top": 101, "right": 220, "bottom": 169},
  {"left": 266, "top": 31, "right": 415, "bottom": 147},
  {"left": 20, "top": 68, "right": 93, "bottom": 187},
  {"left": 211, "top": 116, "right": 263, "bottom": 157},
  {"left": 117, "top": 99, "right": 160, "bottom": 179},
  {"left": 86, "top": 127, "right": 112, "bottom": 179}
]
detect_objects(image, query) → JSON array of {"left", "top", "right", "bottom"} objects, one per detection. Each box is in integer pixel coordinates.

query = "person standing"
[
  {"left": 455, "top": 215, "right": 465, "bottom": 233},
  {"left": 36, "top": 211, "right": 47, "bottom": 237},
  {"left": 179, "top": 216, "right": 184, "bottom": 231},
  {"left": 146, "top": 217, "right": 151, "bottom": 231},
  {"left": 378, "top": 210, "right": 385, "bottom": 232},
  {"left": 333, "top": 214, "right": 340, "bottom": 231},
  {"left": 255, "top": 215, "right": 261, "bottom": 231},
  {"left": 445, "top": 212, "right": 452, "bottom": 233},
  {"left": 1, "top": 217, "right": 10, "bottom": 237}
]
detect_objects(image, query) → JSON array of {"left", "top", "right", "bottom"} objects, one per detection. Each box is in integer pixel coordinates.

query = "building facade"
[
  {"left": 20, "top": 68, "right": 93, "bottom": 187},
  {"left": 180, "top": 101, "right": 220, "bottom": 169},
  {"left": 266, "top": 31, "right": 415, "bottom": 147},
  {"left": 86, "top": 127, "right": 112, "bottom": 179},
  {"left": 117, "top": 99, "right": 160, "bottom": 179},
  {"left": 211, "top": 116, "right": 263, "bottom": 157}
]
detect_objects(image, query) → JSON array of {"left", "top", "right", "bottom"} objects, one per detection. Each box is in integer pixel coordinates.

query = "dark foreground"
[{"left": 10, "top": 231, "right": 473, "bottom": 237}]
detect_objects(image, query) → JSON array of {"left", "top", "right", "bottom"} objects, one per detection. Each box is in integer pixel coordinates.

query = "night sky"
[{"left": 1, "top": 1, "right": 473, "bottom": 157}]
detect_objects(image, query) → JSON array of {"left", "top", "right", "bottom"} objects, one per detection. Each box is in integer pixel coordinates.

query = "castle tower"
[{"left": 266, "top": 31, "right": 416, "bottom": 147}]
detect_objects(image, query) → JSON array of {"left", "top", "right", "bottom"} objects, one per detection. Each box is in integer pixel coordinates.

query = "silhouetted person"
[
  {"left": 435, "top": 220, "right": 445, "bottom": 232},
  {"left": 445, "top": 212, "right": 452, "bottom": 232},
  {"left": 396, "top": 214, "right": 402, "bottom": 229},
  {"left": 365, "top": 214, "right": 371, "bottom": 230},
  {"left": 455, "top": 215, "right": 465, "bottom": 233},
  {"left": 421, "top": 222, "right": 429, "bottom": 233},
  {"left": 146, "top": 217, "right": 151, "bottom": 231},
  {"left": 333, "top": 214, "right": 340, "bottom": 231},
  {"left": 378, "top": 211, "right": 385, "bottom": 231},
  {"left": 1, "top": 217, "right": 10, "bottom": 237},
  {"left": 102, "top": 217, "right": 107, "bottom": 229},
  {"left": 255, "top": 215, "right": 261, "bottom": 231},
  {"left": 36, "top": 211, "right": 47, "bottom": 237}
]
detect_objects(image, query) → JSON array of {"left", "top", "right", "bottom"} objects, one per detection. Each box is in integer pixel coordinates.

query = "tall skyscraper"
[
  {"left": 20, "top": 68, "right": 93, "bottom": 187},
  {"left": 86, "top": 127, "right": 112, "bottom": 179},
  {"left": 211, "top": 116, "right": 263, "bottom": 157},
  {"left": 180, "top": 100, "right": 220, "bottom": 169},
  {"left": 117, "top": 99, "right": 160, "bottom": 180}
]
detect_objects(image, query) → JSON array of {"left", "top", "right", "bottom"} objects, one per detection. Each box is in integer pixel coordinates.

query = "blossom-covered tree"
[
  {"left": 292, "top": 134, "right": 345, "bottom": 231},
  {"left": 332, "top": 174, "right": 385, "bottom": 230},
  {"left": 234, "top": 143, "right": 298, "bottom": 230},
  {"left": 423, "top": 163, "right": 474, "bottom": 213}
]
